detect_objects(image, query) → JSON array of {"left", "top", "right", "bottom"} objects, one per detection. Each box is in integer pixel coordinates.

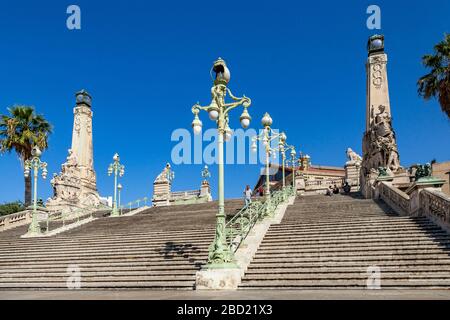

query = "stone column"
[
  {"left": 46, "top": 90, "right": 100, "bottom": 211},
  {"left": 71, "top": 90, "right": 98, "bottom": 198},
  {"left": 360, "top": 35, "right": 402, "bottom": 198}
]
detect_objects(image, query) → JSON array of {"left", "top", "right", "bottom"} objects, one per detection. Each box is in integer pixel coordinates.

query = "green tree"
[
  {"left": 0, "top": 201, "right": 25, "bottom": 216},
  {"left": 0, "top": 106, "right": 52, "bottom": 205},
  {"left": 417, "top": 34, "right": 450, "bottom": 119}
]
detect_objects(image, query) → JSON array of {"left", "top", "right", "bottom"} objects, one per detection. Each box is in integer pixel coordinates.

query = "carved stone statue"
[
  {"left": 154, "top": 163, "right": 173, "bottom": 183},
  {"left": 412, "top": 163, "right": 433, "bottom": 181},
  {"left": 346, "top": 148, "right": 362, "bottom": 165},
  {"left": 362, "top": 104, "right": 401, "bottom": 174}
]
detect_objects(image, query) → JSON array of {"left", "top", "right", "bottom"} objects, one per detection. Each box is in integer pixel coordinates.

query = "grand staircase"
[
  {"left": 0, "top": 199, "right": 244, "bottom": 289},
  {"left": 240, "top": 193, "right": 450, "bottom": 289}
]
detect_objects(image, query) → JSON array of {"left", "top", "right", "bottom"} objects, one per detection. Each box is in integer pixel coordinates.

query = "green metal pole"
[
  {"left": 28, "top": 162, "right": 40, "bottom": 235},
  {"left": 265, "top": 138, "right": 272, "bottom": 216},
  {"left": 292, "top": 158, "right": 296, "bottom": 189},
  {"left": 282, "top": 150, "right": 286, "bottom": 189},
  {"left": 118, "top": 189, "right": 121, "bottom": 211},
  {"left": 112, "top": 166, "right": 118, "bottom": 217},
  {"left": 207, "top": 116, "right": 236, "bottom": 268},
  {"left": 33, "top": 164, "right": 38, "bottom": 212}
]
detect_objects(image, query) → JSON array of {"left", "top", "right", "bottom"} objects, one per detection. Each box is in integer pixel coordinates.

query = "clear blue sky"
[{"left": 0, "top": 0, "right": 449, "bottom": 204}]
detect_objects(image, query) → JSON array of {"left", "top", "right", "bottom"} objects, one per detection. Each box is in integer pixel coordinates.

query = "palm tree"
[
  {"left": 0, "top": 106, "right": 52, "bottom": 205},
  {"left": 417, "top": 34, "right": 450, "bottom": 119}
]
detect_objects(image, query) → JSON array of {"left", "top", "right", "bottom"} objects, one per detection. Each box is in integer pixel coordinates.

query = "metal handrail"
[
  {"left": 42, "top": 204, "right": 109, "bottom": 234},
  {"left": 224, "top": 186, "right": 293, "bottom": 253},
  {"left": 120, "top": 196, "right": 149, "bottom": 215}
]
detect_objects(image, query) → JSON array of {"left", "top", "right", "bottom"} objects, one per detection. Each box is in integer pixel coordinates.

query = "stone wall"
[{"left": 432, "top": 161, "right": 450, "bottom": 196}]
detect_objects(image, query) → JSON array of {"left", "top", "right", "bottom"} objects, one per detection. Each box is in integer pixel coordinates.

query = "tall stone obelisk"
[
  {"left": 360, "top": 35, "right": 404, "bottom": 198},
  {"left": 46, "top": 90, "right": 101, "bottom": 211}
]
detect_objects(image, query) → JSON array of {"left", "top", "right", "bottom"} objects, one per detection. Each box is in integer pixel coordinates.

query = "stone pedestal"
[
  {"left": 295, "top": 172, "right": 305, "bottom": 195},
  {"left": 46, "top": 90, "right": 100, "bottom": 212},
  {"left": 200, "top": 180, "right": 212, "bottom": 201},
  {"left": 152, "top": 163, "right": 173, "bottom": 207},
  {"left": 406, "top": 177, "right": 446, "bottom": 216},
  {"left": 195, "top": 268, "right": 242, "bottom": 290},
  {"left": 345, "top": 161, "right": 361, "bottom": 191},
  {"left": 152, "top": 181, "right": 171, "bottom": 207}
]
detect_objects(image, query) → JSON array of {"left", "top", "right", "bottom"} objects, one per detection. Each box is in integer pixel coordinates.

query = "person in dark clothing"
[
  {"left": 343, "top": 181, "right": 351, "bottom": 194},
  {"left": 333, "top": 184, "right": 340, "bottom": 194}
]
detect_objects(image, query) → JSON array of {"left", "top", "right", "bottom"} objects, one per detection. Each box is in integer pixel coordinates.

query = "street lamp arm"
[
  {"left": 223, "top": 88, "right": 251, "bottom": 114},
  {"left": 191, "top": 103, "right": 210, "bottom": 113},
  {"left": 284, "top": 144, "right": 295, "bottom": 152},
  {"left": 226, "top": 88, "right": 250, "bottom": 105}
]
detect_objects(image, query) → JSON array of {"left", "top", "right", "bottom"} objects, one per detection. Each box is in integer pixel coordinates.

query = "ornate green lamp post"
[
  {"left": 251, "top": 113, "right": 290, "bottom": 214},
  {"left": 24, "top": 146, "right": 48, "bottom": 235},
  {"left": 108, "top": 153, "right": 125, "bottom": 217},
  {"left": 191, "top": 57, "right": 252, "bottom": 268}
]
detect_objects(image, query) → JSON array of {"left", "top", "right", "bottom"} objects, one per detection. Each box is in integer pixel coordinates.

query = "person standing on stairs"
[{"left": 244, "top": 185, "right": 253, "bottom": 206}]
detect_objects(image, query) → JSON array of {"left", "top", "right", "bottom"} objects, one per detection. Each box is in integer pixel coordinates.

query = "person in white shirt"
[{"left": 244, "top": 185, "right": 252, "bottom": 206}]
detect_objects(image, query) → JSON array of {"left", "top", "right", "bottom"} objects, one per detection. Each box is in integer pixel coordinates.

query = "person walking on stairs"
[{"left": 244, "top": 185, "right": 253, "bottom": 206}]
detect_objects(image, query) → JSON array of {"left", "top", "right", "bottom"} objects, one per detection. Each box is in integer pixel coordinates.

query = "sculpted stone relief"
[
  {"left": 363, "top": 104, "right": 401, "bottom": 175},
  {"left": 47, "top": 148, "right": 100, "bottom": 209}
]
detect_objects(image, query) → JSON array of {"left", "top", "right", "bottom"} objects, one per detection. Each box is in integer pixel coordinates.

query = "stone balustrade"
[
  {"left": 376, "top": 181, "right": 450, "bottom": 232},
  {"left": 0, "top": 210, "right": 32, "bottom": 232},
  {"left": 305, "top": 178, "right": 344, "bottom": 192},
  {"left": 378, "top": 181, "right": 411, "bottom": 216},
  {"left": 170, "top": 190, "right": 201, "bottom": 199},
  {"left": 419, "top": 189, "right": 450, "bottom": 228}
]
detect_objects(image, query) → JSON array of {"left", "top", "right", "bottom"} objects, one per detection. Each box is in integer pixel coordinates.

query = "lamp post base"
[
  {"left": 23, "top": 223, "right": 42, "bottom": 237},
  {"left": 110, "top": 208, "right": 120, "bottom": 217},
  {"left": 195, "top": 267, "right": 241, "bottom": 290}
]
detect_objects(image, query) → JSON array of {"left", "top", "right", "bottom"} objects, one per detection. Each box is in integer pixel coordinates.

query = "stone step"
[
  {"left": 0, "top": 281, "right": 195, "bottom": 289},
  {"left": 0, "top": 269, "right": 199, "bottom": 282},
  {"left": 0, "top": 231, "right": 215, "bottom": 246},
  {"left": 0, "top": 258, "right": 206, "bottom": 268},
  {"left": 245, "top": 266, "right": 450, "bottom": 274},
  {"left": 247, "top": 259, "right": 450, "bottom": 268},
  {"left": 251, "top": 254, "right": 450, "bottom": 263},
  {"left": 259, "top": 239, "right": 450, "bottom": 250},
  {"left": 0, "top": 250, "right": 208, "bottom": 267},
  {"left": 271, "top": 219, "right": 435, "bottom": 230},
  {"left": 258, "top": 233, "right": 449, "bottom": 243},
  {"left": 274, "top": 215, "right": 427, "bottom": 225},
  {"left": 253, "top": 248, "right": 450, "bottom": 258},
  {"left": 286, "top": 207, "right": 392, "bottom": 213},
  {"left": 0, "top": 246, "right": 209, "bottom": 259},
  {"left": 281, "top": 216, "right": 401, "bottom": 223},
  {"left": 263, "top": 227, "right": 444, "bottom": 238},
  {"left": 238, "top": 280, "right": 450, "bottom": 288},
  {"left": 0, "top": 264, "right": 200, "bottom": 272},
  {"left": 266, "top": 223, "right": 438, "bottom": 234},
  {"left": 242, "top": 273, "right": 450, "bottom": 280},
  {"left": 0, "top": 239, "right": 213, "bottom": 255},
  {"left": 256, "top": 243, "right": 450, "bottom": 253}
]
